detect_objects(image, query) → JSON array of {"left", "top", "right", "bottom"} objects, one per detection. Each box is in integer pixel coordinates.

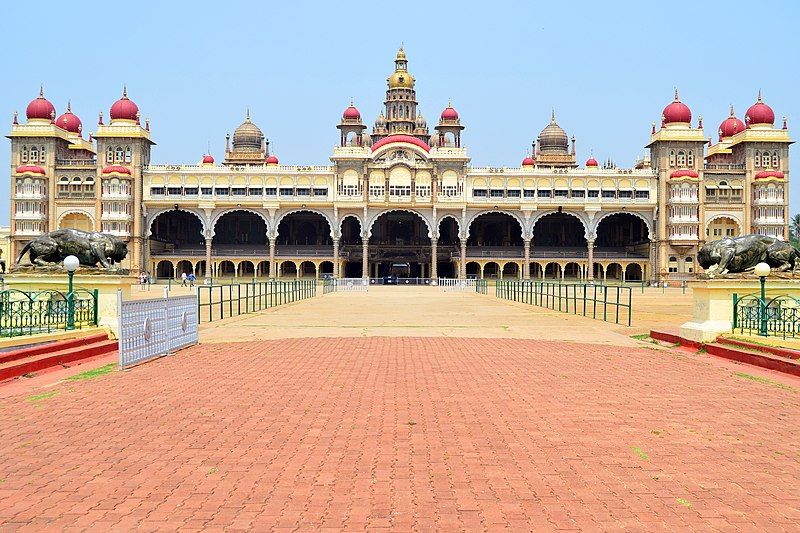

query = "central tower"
[{"left": 383, "top": 46, "right": 418, "bottom": 136}]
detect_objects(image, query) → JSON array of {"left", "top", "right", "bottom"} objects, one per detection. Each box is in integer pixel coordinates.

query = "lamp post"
[
  {"left": 754, "top": 262, "right": 771, "bottom": 337},
  {"left": 63, "top": 255, "right": 80, "bottom": 330}
]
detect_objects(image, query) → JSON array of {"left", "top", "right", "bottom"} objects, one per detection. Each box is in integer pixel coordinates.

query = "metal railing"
[
  {"left": 493, "top": 280, "right": 632, "bottom": 326},
  {"left": 322, "top": 278, "right": 369, "bottom": 293},
  {"left": 475, "top": 280, "right": 488, "bottom": 294},
  {"left": 0, "top": 288, "right": 98, "bottom": 337},
  {"left": 438, "top": 279, "right": 477, "bottom": 291},
  {"left": 733, "top": 292, "right": 800, "bottom": 339},
  {"left": 197, "top": 280, "right": 316, "bottom": 323}
]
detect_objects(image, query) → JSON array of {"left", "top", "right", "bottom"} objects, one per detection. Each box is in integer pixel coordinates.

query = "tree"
[{"left": 790, "top": 214, "right": 800, "bottom": 247}]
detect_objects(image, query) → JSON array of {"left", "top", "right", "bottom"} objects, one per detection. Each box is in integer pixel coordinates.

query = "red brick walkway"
[{"left": 1, "top": 337, "right": 799, "bottom": 531}]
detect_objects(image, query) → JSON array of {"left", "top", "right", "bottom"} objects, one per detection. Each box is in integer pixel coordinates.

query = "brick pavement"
[{"left": 1, "top": 337, "right": 799, "bottom": 531}]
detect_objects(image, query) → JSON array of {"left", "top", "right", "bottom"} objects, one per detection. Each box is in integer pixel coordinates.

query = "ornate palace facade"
[{"left": 6, "top": 48, "right": 793, "bottom": 281}]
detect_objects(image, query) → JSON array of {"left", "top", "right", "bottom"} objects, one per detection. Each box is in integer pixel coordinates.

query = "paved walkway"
[{"left": 1, "top": 289, "right": 799, "bottom": 531}]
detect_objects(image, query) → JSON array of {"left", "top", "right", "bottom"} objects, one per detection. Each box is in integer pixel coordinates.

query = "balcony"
[
  {"left": 753, "top": 217, "right": 785, "bottom": 225},
  {"left": 14, "top": 212, "right": 47, "bottom": 221},
  {"left": 752, "top": 197, "right": 784, "bottom": 206},
  {"left": 704, "top": 163, "right": 745, "bottom": 171},
  {"left": 101, "top": 212, "right": 133, "bottom": 221},
  {"left": 102, "top": 191, "right": 132, "bottom": 199},
  {"left": 669, "top": 196, "right": 698, "bottom": 204},
  {"left": 668, "top": 217, "right": 699, "bottom": 224},
  {"left": 15, "top": 192, "right": 45, "bottom": 200},
  {"left": 56, "top": 158, "right": 97, "bottom": 167}
]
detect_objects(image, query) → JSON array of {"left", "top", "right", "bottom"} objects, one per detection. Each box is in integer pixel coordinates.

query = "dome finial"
[
  {"left": 122, "top": 84, "right": 128, "bottom": 98},
  {"left": 757, "top": 89, "right": 762, "bottom": 102},
  {"left": 674, "top": 87, "right": 679, "bottom": 101},
  {"left": 550, "top": 108, "right": 556, "bottom": 123},
  {"left": 729, "top": 104, "right": 734, "bottom": 117},
  {"left": 246, "top": 107, "right": 250, "bottom": 121},
  {"left": 13, "top": 111, "right": 18, "bottom": 125},
  {"left": 350, "top": 96, "right": 354, "bottom": 106},
  {"left": 39, "top": 85, "right": 44, "bottom": 98},
  {"left": 67, "top": 100, "right": 72, "bottom": 113}
]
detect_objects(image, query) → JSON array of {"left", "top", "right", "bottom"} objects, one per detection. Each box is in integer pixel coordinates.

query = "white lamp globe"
[
  {"left": 63, "top": 255, "right": 80, "bottom": 272},
  {"left": 754, "top": 262, "right": 771, "bottom": 278}
]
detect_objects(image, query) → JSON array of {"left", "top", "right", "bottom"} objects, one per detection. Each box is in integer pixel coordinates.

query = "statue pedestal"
[
  {"left": 3, "top": 273, "right": 132, "bottom": 338},
  {"left": 679, "top": 278, "right": 800, "bottom": 343}
]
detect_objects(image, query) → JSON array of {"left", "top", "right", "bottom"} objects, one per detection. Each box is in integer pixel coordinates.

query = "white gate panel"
[{"left": 439, "top": 279, "right": 477, "bottom": 291}]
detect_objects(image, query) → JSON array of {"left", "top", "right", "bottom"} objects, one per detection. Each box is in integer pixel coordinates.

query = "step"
[
  {"left": 705, "top": 342, "right": 800, "bottom": 378},
  {"left": 0, "top": 339, "right": 118, "bottom": 382},
  {"left": 0, "top": 333, "right": 110, "bottom": 365},
  {"left": 716, "top": 337, "right": 800, "bottom": 360}
]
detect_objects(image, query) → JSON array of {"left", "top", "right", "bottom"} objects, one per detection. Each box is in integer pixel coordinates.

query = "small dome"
[
  {"left": 26, "top": 87, "right": 55, "bottom": 121},
  {"left": 109, "top": 86, "right": 139, "bottom": 122},
  {"left": 669, "top": 169, "right": 699, "bottom": 179},
  {"left": 522, "top": 156, "right": 535, "bottom": 167},
  {"left": 343, "top": 103, "right": 361, "bottom": 120},
  {"left": 388, "top": 70, "right": 414, "bottom": 88},
  {"left": 202, "top": 154, "right": 214, "bottom": 164},
  {"left": 232, "top": 112, "right": 265, "bottom": 152},
  {"left": 585, "top": 156, "right": 599, "bottom": 167},
  {"left": 15, "top": 164, "right": 46, "bottom": 175},
  {"left": 374, "top": 112, "right": 387, "bottom": 127},
  {"left": 371, "top": 134, "right": 430, "bottom": 153},
  {"left": 745, "top": 91, "right": 775, "bottom": 127},
  {"left": 266, "top": 154, "right": 279, "bottom": 165},
  {"left": 56, "top": 101, "right": 82, "bottom": 134},
  {"left": 102, "top": 165, "right": 132, "bottom": 175},
  {"left": 662, "top": 89, "right": 692, "bottom": 124},
  {"left": 755, "top": 170, "right": 784, "bottom": 180},
  {"left": 538, "top": 111, "right": 569, "bottom": 153},
  {"left": 719, "top": 105, "right": 745, "bottom": 139},
  {"left": 441, "top": 104, "right": 459, "bottom": 121},
  {"left": 415, "top": 113, "right": 427, "bottom": 128}
]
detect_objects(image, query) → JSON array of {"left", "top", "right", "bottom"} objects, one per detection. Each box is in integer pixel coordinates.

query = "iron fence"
[
  {"left": 323, "top": 278, "right": 369, "bottom": 293},
  {"left": 493, "top": 280, "right": 632, "bottom": 325},
  {"left": 0, "top": 288, "right": 98, "bottom": 337},
  {"left": 475, "top": 280, "right": 488, "bottom": 294},
  {"left": 733, "top": 292, "right": 800, "bottom": 339},
  {"left": 197, "top": 280, "right": 316, "bottom": 322},
  {"left": 439, "top": 279, "right": 477, "bottom": 291},
  {"left": 118, "top": 293, "right": 199, "bottom": 369},
  {"left": 369, "top": 278, "right": 434, "bottom": 286}
]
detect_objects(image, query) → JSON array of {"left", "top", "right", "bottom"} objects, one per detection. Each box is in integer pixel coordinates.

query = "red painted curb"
[
  {"left": 0, "top": 333, "right": 109, "bottom": 365},
  {"left": 705, "top": 343, "right": 800, "bottom": 378},
  {"left": 0, "top": 340, "right": 118, "bottom": 382},
  {"left": 716, "top": 337, "right": 800, "bottom": 360}
]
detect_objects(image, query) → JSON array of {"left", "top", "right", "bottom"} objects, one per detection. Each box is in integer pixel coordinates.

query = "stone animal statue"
[
  {"left": 16, "top": 229, "right": 128, "bottom": 269},
  {"left": 698, "top": 234, "right": 799, "bottom": 277}
]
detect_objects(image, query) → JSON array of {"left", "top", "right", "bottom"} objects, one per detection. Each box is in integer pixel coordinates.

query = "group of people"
[{"left": 137, "top": 271, "right": 196, "bottom": 287}]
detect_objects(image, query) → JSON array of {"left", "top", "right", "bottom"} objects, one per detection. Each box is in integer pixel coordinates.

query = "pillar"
[
  {"left": 362, "top": 241, "right": 368, "bottom": 279},
  {"left": 431, "top": 240, "right": 438, "bottom": 280},
  {"left": 587, "top": 238, "right": 595, "bottom": 280},
  {"left": 332, "top": 238, "right": 339, "bottom": 278},
  {"left": 296, "top": 262, "right": 301, "bottom": 279},
  {"left": 460, "top": 241, "right": 467, "bottom": 278},
  {"left": 205, "top": 240, "right": 212, "bottom": 282},
  {"left": 269, "top": 239, "right": 276, "bottom": 280},
  {"left": 523, "top": 239, "right": 531, "bottom": 279}
]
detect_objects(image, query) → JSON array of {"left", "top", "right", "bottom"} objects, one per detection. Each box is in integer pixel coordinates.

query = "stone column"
[
  {"left": 269, "top": 239, "right": 276, "bottom": 280},
  {"left": 362, "top": 241, "right": 369, "bottom": 279},
  {"left": 523, "top": 239, "right": 531, "bottom": 279},
  {"left": 460, "top": 241, "right": 467, "bottom": 278},
  {"left": 333, "top": 238, "right": 340, "bottom": 278},
  {"left": 205, "top": 240, "right": 212, "bottom": 283},
  {"left": 587, "top": 238, "right": 595, "bottom": 280},
  {"left": 431, "top": 239, "right": 438, "bottom": 280}
]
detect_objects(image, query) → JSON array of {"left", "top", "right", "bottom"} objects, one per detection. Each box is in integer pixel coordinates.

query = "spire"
[
  {"left": 98, "top": 111, "right": 104, "bottom": 125},
  {"left": 245, "top": 107, "right": 250, "bottom": 121},
  {"left": 729, "top": 104, "right": 734, "bottom": 117},
  {"left": 550, "top": 109, "right": 556, "bottom": 123},
  {"left": 350, "top": 97, "right": 354, "bottom": 106},
  {"left": 12, "top": 111, "right": 18, "bottom": 125},
  {"left": 122, "top": 84, "right": 128, "bottom": 98},
  {"left": 757, "top": 89, "right": 762, "bottom": 102},
  {"left": 66, "top": 100, "right": 72, "bottom": 113},
  {"left": 39, "top": 85, "right": 44, "bottom": 98},
  {"left": 674, "top": 87, "right": 679, "bottom": 101}
]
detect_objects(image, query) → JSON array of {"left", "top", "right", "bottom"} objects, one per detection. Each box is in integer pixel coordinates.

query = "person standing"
[
  {"left": 188, "top": 272, "right": 196, "bottom": 287},
  {"left": 181, "top": 271, "right": 188, "bottom": 287}
]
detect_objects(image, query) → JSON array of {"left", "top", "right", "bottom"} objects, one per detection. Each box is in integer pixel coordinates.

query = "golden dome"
[{"left": 388, "top": 70, "right": 414, "bottom": 88}]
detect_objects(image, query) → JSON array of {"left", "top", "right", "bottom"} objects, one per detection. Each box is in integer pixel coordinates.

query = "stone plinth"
[
  {"left": 679, "top": 278, "right": 800, "bottom": 343},
  {"left": 3, "top": 273, "right": 132, "bottom": 338}
]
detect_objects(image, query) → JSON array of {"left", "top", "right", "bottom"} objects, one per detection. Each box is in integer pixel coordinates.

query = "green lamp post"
[
  {"left": 63, "top": 255, "right": 80, "bottom": 330},
  {"left": 754, "top": 261, "right": 771, "bottom": 337}
]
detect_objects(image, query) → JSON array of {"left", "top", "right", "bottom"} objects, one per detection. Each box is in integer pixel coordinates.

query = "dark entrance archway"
[
  {"left": 276, "top": 211, "right": 333, "bottom": 247},
  {"left": 595, "top": 213, "right": 650, "bottom": 256},
  {"left": 369, "top": 211, "right": 431, "bottom": 278},
  {"left": 212, "top": 210, "right": 268, "bottom": 250},
  {"left": 467, "top": 213, "right": 523, "bottom": 247},
  {"left": 532, "top": 212, "right": 587, "bottom": 248},
  {"left": 341, "top": 216, "right": 363, "bottom": 278},
  {"left": 437, "top": 217, "right": 459, "bottom": 278},
  {"left": 149, "top": 210, "right": 205, "bottom": 255}
]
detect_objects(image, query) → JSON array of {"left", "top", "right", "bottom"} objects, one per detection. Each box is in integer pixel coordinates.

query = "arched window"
[
  {"left": 772, "top": 151, "right": 779, "bottom": 168},
  {"left": 125, "top": 146, "right": 132, "bottom": 163},
  {"left": 687, "top": 150, "right": 694, "bottom": 167},
  {"left": 71, "top": 177, "right": 82, "bottom": 196},
  {"left": 677, "top": 150, "right": 686, "bottom": 166},
  {"left": 21, "top": 145, "right": 28, "bottom": 163},
  {"left": 39, "top": 145, "right": 46, "bottom": 162},
  {"left": 754, "top": 151, "right": 761, "bottom": 167},
  {"left": 106, "top": 146, "right": 114, "bottom": 163},
  {"left": 84, "top": 177, "right": 95, "bottom": 194},
  {"left": 685, "top": 257, "right": 693, "bottom": 263},
  {"left": 30, "top": 145, "right": 38, "bottom": 162},
  {"left": 115, "top": 146, "right": 124, "bottom": 162}
]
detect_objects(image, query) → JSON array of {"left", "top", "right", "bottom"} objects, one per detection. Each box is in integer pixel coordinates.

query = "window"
[
  {"left": 150, "top": 187, "right": 166, "bottom": 196},
  {"left": 537, "top": 190, "right": 552, "bottom": 198},
  {"left": 588, "top": 190, "right": 599, "bottom": 198},
  {"left": 772, "top": 152, "right": 779, "bottom": 168},
  {"left": 313, "top": 188, "right": 328, "bottom": 197},
  {"left": 201, "top": 187, "right": 213, "bottom": 196},
  {"left": 115, "top": 146, "right": 124, "bottom": 162},
  {"left": 125, "top": 146, "right": 132, "bottom": 163},
  {"left": 184, "top": 187, "right": 198, "bottom": 196},
  {"left": 30, "top": 145, "right": 38, "bottom": 162},
  {"left": 705, "top": 187, "right": 716, "bottom": 197},
  {"left": 71, "top": 177, "right": 82, "bottom": 195},
  {"left": 523, "top": 189, "right": 535, "bottom": 198},
  {"left": 554, "top": 189, "right": 568, "bottom": 198},
  {"left": 215, "top": 187, "right": 230, "bottom": 196},
  {"left": 106, "top": 147, "right": 113, "bottom": 164},
  {"left": 264, "top": 187, "right": 277, "bottom": 196},
  {"left": 389, "top": 185, "right": 411, "bottom": 196},
  {"left": 572, "top": 190, "right": 585, "bottom": 198},
  {"left": 490, "top": 189, "right": 504, "bottom": 198},
  {"left": 231, "top": 187, "right": 247, "bottom": 196},
  {"left": 279, "top": 187, "right": 293, "bottom": 196},
  {"left": 294, "top": 187, "right": 310, "bottom": 196},
  {"left": 21, "top": 146, "right": 28, "bottom": 162},
  {"left": 472, "top": 189, "right": 488, "bottom": 197},
  {"left": 618, "top": 190, "right": 633, "bottom": 199},
  {"left": 167, "top": 187, "right": 182, "bottom": 195},
  {"left": 601, "top": 190, "right": 616, "bottom": 198},
  {"left": 635, "top": 190, "right": 649, "bottom": 199},
  {"left": 754, "top": 151, "right": 761, "bottom": 167},
  {"left": 58, "top": 177, "right": 70, "bottom": 196},
  {"left": 687, "top": 151, "right": 694, "bottom": 167},
  {"left": 248, "top": 187, "right": 263, "bottom": 196},
  {"left": 84, "top": 177, "right": 94, "bottom": 194},
  {"left": 40, "top": 145, "right": 46, "bottom": 162},
  {"left": 677, "top": 150, "right": 686, "bottom": 166},
  {"left": 669, "top": 150, "right": 675, "bottom": 166},
  {"left": 507, "top": 189, "right": 521, "bottom": 198}
]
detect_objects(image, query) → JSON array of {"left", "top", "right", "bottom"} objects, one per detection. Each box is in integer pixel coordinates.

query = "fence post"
[
  {"left": 732, "top": 293, "right": 738, "bottom": 329},
  {"left": 93, "top": 289, "right": 99, "bottom": 326}
]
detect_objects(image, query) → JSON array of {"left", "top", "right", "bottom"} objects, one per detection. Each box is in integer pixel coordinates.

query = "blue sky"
[{"left": 2, "top": 0, "right": 798, "bottom": 224}]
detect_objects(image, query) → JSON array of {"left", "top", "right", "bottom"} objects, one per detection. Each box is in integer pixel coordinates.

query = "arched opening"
[
  {"left": 238, "top": 260, "right": 255, "bottom": 278},
  {"left": 467, "top": 212, "right": 523, "bottom": 247},
  {"left": 319, "top": 261, "right": 334, "bottom": 276},
  {"left": 466, "top": 261, "right": 481, "bottom": 279},
  {"left": 532, "top": 212, "right": 587, "bottom": 248},
  {"left": 277, "top": 211, "right": 333, "bottom": 247},
  {"left": 280, "top": 261, "right": 298, "bottom": 278},
  {"left": 212, "top": 210, "right": 268, "bottom": 252},
  {"left": 564, "top": 262, "right": 581, "bottom": 279},
  {"left": 437, "top": 217, "right": 459, "bottom": 278},
  {"left": 369, "top": 211, "right": 431, "bottom": 278},
  {"left": 544, "top": 262, "right": 561, "bottom": 279},
  {"left": 706, "top": 216, "right": 740, "bottom": 240},
  {"left": 530, "top": 262, "right": 543, "bottom": 279},
  {"left": 606, "top": 263, "right": 623, "bottom": 281},
  {"left": 59, "top": 212, "right": 93, "bottom": 232},
  {"left": 483, "top": 262, "right": 500, "bottom": 279},
  {"left": 150, "top": 210, "right": 205, "bottom": 256},
  {"left": 156, "top": 260, "right": 174, "bottom": 279},
  {"left": 176, "top": 260, "right": 193, "bottom": 275},
  {"left": 502, "top": 262, "right": 520, "bottom": 279},
  {"left": 299, "top": 261, "right": 317, "bottom": 278},
  {"left": 593, "top": 263, "right": 604, "bottom": 279},
  {"left": 217, "top": 260, "right": 236, "bottom": 278},
  {"left": 595, "top": 213, "right": 649, "bottom": 258},
  {"left": 195, "top": 260, "right": 207, "bottom": 278},
  {"left": 256, "top": 260, "right": 270, "bottom": 278},
  {"left": 625, "top": 263, "right": 643, "bottom": 281},
  {"left": 341, "top": 216, "right": 363, "bottom": 278}
]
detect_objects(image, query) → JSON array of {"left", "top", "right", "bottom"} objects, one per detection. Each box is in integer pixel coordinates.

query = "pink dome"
[
  {"left": 101, "top": 165, "right": 132, "bottom": 175},
  {"left": 745, "top": 92, "right": 775, "bottom": 126},
  {"left": 15, "top": 165, "right": 46, "bottom": 175},
  {"left": 343, "top": 104, "right": 361, "bottom": 120},
  {"left": 662, "top": 89, "right": 692, "bottom": 124},
  {"left": 585, "top": 156, "right": 599, "bottom": 167},
  {"left": 202, "top": 154, "right": 214, "bottom": 164},
  {"left": 109, "top": 87, "right": 140, "bottom": 122},
  {"left": 755, "top": 170, "right": 784, "bottom": 180},
  {"left": 440, "top": 105, "right": 459, "bottom": 121},
  {"left": 521, "top": 156, "right": 535, "bottom": 167},
  {"left": 56, "top": 102, "right": 82, "bottom": 134},
  {"left": 718, "top": 106, "right": 745, "bottom": 139},
  {"left": 670, "top": 169, "right": 699, "bottom": 179},
  {"left": 26, "top": 88, "right": 55, "bottom": 121},
  {"left": 371, "top": 134, "right": 430, "bottom": 152},
  {"left": 266, "top": 154, "right": 279, "bottom": 165}
]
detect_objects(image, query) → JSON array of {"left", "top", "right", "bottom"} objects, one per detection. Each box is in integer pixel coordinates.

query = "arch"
[
  {"left": 530, "top": 262, "right": 543, "bottom": 279},
  {"left": 706, "top": 214, "right": 743, "bottom": 236},
  {"left": 276, "top": 210, "right": 333, "bottom": 245},
  {"left": 437, "top": 213, "right": 462, "bottom": 238},
  {"left": 319, "top": 261, "right": 334, "bottom": 276},
  {"left": 593, "top": 211, "right": 652, "bottom": 241},
  {"left": 195, "top": 260, "right": 207, "bottom": 278},
  {"left": 592, "top": 262, "right": 604, "bottom": 279},
  {"left": 337, "top": 213, "right": 363, "bottom": 238},
  {"left": 606, "top": 263, "right": 623, "bottom": 281},
  {"left": 544, "top": 262, "right": 561, "bottom": 279},
  {"left": 156, "top": 260, "right": 174, "bottom": 279},
  {"left": 625, "top": 263, "right": 643, "bottom": 281},
  {"left": 466, "top": 261, "right": 481, "bottom": 278},
  {"left": 437, "top": 215, "right": 460, "bottom": 245},
  {"left": 299, "top": 261, "right": 317, "bottom": 278},
  {"left": 483, "top": 261, "right": 500, "bottom": 279},
  {"left": 531, "top": 211, "right": 588, "bottom": 240},
  {"left": 276, "top": 208, "right": 334, "bottom": 238},
  {"left": 466, "top": 210, "right": 524, "bottom": 239},
  {"left": 212, "top": 210, "right": 269, "bottom": 246},
  {"left": 58, "top": 211, "right": 94, "bottom": 232},
  {"left": 279, "top": 261, "right": 298, "bottom": 278},
  {"left": 532, "top": 212, "right": 588, "bottom": 247},
  {"left": 210, "top": 208, "right": 269, "bottom": 236},
  {"left": 176, "top": 260, "right": 193, "bottom": 275},
  {"left": 467, "top": 211, "right": 524, "bottom": 246},
  {"left": 217, "top": 260, "right": 236, "bottom": 277},
  {"left": 564, "top": 262, "right": 582, "bottom": 279},
  {"left": 238, "top": 260, "right": 255, "bottom": 277},
  {"left": 502, "top": 262, "right": 520, "bottom": 279},
  {"left": 367, "top": 209, "right": 433, "bottom": 239},
  {"left": 147, "top": 207, "right": 207, "bottom": 238},
  {"left": 256, "top": 260, "right": 270, "bottom": 278}
]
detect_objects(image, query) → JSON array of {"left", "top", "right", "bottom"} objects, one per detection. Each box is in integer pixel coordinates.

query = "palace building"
[{"left": 6, "top": 48, "right": 793, "bottom": 282}]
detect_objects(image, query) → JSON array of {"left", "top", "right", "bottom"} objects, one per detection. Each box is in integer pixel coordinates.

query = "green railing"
[
  {"left": 197, "top": 280, "right": 316, "bottom": 323},
  {"left": 475, "top": 279, "right": 488, "bottom": 294},
  {"left": 733, "top": 292, "right": 800, "bottom": 339},
  {"left": 494, "top": 280, "right": 632, "bottom": 326},
  {"left": 0, "top": 288, "right": 99, "bottom": 337}
]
